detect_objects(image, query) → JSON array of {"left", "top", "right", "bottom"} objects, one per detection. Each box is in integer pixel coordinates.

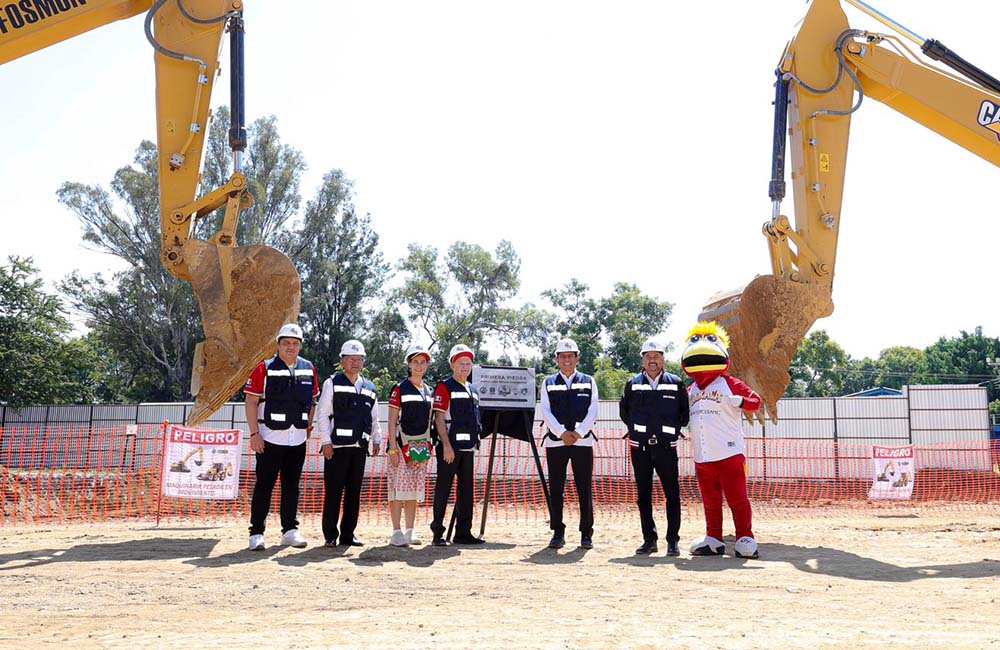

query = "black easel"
[{"left": 445, "top": 409, "right": 550, "bottom": 541}]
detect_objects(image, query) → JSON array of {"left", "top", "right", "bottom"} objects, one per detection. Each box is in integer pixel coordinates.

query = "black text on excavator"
[
  {"left": 0, "top": 0, "right": 300, "bottom": 425},
  {"left": 700, "top": 0, "right": 1000, "bottom": 421}
]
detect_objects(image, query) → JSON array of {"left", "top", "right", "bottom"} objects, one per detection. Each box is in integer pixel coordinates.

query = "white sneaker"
[
  {"left": 248, "top": 534, "right": 265, "bottom": 551},
  {"left": 390, "top": 530, "right": 409, "bottom": 547},
  {"left": 281, "top": 529, "right": 308, "bottom": 548},
  {"left": 406, "top": 529, "right": 422, "bottom": 545}
]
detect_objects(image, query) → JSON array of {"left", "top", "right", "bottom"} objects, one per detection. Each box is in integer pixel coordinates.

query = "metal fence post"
[
  {"left": 761, "top": 416, "right": 767, "bottom": 481},
  {"left": 832, "top": 397, "right": 840, "bottom": 482},
  {"left": 905, "top": 384, "right": 913, "bottom": 444}
]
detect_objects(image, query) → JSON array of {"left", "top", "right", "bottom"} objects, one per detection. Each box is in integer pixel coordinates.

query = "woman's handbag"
[{"left": 400, "top": 434, "right": 432, "bottom": 464}]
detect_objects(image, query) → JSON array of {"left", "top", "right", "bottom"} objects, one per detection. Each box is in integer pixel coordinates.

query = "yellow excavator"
[
  {"left": 700, "top": 0, "right": 1000, "bottom": 422},
  {"left": 1, "top": 0, "right": 299, "bottom": 425},
  {"left": 168, "top": 446, "right": 203, "bottom": 472}
]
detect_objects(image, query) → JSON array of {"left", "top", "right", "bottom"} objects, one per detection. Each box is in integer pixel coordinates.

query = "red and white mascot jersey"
[{"left": 682, "top": 321, "right": 762, "bottom": 558}]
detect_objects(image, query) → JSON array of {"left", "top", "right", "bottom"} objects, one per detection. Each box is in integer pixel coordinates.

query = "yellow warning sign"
[{"left": 820, "top": 153, "right": 830, "bottom": 172}]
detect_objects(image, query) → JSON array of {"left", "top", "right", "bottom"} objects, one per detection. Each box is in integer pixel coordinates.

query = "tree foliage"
[
  {"left": 542, "top": 280, "right": 673, "bottom": 376},
  {"left": 392, "top": 241, "right": 550, "bottom": 380},
  {"left": 924, "top": 327, "right": 1000, "bottom": 402},
  {"left": 787, "top": 330, "right": 850, "bottom": 397},
  {"left": 57, "top": 142, "right": 203, "bottom": 401},
  {"left": 56, "top": 110, "right": 308, "bottom": 402},
  {"left": 0, "top": 257, "right": 96, "bottom": 405},
  {"left": 290, "top": 170, "right": 389, "bottom": 379},
  {"left": 201, "top": 108, "right": 305, "bottom": 246},
  {"left": 788, "top": 328, "right": 999, "bottom": 402}
]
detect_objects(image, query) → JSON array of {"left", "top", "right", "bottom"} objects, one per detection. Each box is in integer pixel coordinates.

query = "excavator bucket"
[
  {"left": 698, "top": 275, "right": 832, "bottom": 424},
  {"left": 185, "top": 240, "right": 301, "bottom": 426}
]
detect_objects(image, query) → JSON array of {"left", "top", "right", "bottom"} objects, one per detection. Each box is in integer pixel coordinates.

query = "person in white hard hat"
[
  {"left": 243, "top": 322, "right": 319, "bottom": 551},
  {"left": 539, "top": 337, "right": 600, "bottom": 550},
  {"left": 385, "top": 344, "right": 435, "bottom": 547},
  {"left": 619, "top": 338, "right": 690, "bottom": 556},
  {"left": 314, "top": 339, "right": 382, "bottom": 547},
  {"left": 429, "top": 343, "right": 486, "bottom": 546}
]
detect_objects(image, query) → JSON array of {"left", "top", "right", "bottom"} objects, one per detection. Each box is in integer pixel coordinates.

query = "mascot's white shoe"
[
  {"left": 689, "top": 536, "right": 726, "bottom": 556},
  {"left": 734, "top": 536, "right": 759, "bottom": 559}
]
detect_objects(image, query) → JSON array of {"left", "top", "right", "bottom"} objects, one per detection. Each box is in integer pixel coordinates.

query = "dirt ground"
[{"left": 1, "top": 511, "right": 999, "bottom": 650}]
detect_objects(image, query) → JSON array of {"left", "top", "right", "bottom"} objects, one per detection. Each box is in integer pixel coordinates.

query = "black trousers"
[
  {"left": 323, "top": 446, "right": 367, "bottom": 544},
  {"left": 630, "top": 443, "right": 681, "bottom": 543},
  {"left": 545, "top": 445, "right": 594, "bottom": 537},
  {"left": 249, "top": 440, "right": 306, "bottom": 536},
  {"left": 430, "top": 446, "right": 475, "bottom": 538}
]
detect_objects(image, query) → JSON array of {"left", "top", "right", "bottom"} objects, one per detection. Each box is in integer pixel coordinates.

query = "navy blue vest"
[
  {"left": 328, "top": 373, "right": 377, "bottom": 447},
  {"left": 261, "top": 356, "right": 315, "bottom": 430},
  {"left": 544, "top": 372, "right": 595, "bottom": 435},
  {"left": 438, "top": 377, "right": 482, "bottom": 451},
  {"left": 620, "top": 372, "right": 684, "bottom": 444},
  {"left": 395, "top": 379, "right": 433, "bottom": 442}
]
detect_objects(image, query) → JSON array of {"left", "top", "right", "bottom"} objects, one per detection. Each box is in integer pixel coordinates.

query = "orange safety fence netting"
[{"left": 1, "top": 425, "right": 999, "bottom": 526}]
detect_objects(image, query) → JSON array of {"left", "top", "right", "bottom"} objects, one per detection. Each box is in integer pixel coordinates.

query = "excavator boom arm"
[
  {"left": 775, "top": 0, "right": 1000, "bottom": 288},
  {"left": 2, "top": 0, "right": 300, "bottom": 425},
  {"left": 0, "top": 0, "right": 149, "bottom": 65},
  {"left": 702, "top": 0, "right": 1000, "bottom": 421}
]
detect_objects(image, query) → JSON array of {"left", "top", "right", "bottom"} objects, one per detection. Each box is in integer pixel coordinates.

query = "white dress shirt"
[
  {"left": 314, "top": 375, "right": 383, "bottom": 449},
  {"left": 539, "top": 371, "right": 599, "bottom": 449}
]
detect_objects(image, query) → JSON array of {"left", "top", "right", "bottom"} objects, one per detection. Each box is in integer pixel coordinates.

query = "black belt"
[{"left": 623, "top": 431, "right": 683, "bottom": 447}]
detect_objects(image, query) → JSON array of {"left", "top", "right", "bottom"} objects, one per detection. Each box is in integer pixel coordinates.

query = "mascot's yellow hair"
[{"left": 685, "top": 321, "right": 731, "bottom": 348}]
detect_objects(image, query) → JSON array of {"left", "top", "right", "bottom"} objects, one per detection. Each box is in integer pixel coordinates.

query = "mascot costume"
[{"left": 681, "top": 321, "right": 762, "bottom": 558}]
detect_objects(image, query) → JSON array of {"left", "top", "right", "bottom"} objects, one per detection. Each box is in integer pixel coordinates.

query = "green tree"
[
  {"left": 841, "top": 356, "right": 883, "bottom": 395},
  {"left": 542, "top": 279, "right": 673, "bottom": 376},
  {"left": 599, "top": 283, "right": 674, "bottom": 369},
  {"left": 924, "top": 327, "right": 1000, "bottom": 402},
  {"left": 541, "top": 279, "right": 603, "bottom": 373},
  {"left": 593, "top": 356, "right": 631, "bottom": 401},
  {"left": 58, "top": 142, "right": 213, "bottom": 401},
  {"left": 361, "top": 307, "right": 412, "bottom": 398},
  {"left": 57, "top": 113, "right": 308, "bottom": 402},
  {"left": 392, "top": 241, "right": 549, "bottom": 379},
  {"left": 0, "top": 257, "right": 97, "bottom": 406},
  {"left": 877, "top": 346, "right": 929, "bottom": 388},
  {"left": 289, "top": 170, "right": 389, "bottom": 379},
  {"left": 201, "top": 108, "right": 305, "bottom": 246},
  {"left": 786, "top": 330, "right": 851, "bottom": 397}
]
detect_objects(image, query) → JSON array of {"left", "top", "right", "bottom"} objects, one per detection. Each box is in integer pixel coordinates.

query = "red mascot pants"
[{"left": 695, "top": 453, "right": 754, "bottom": 541}]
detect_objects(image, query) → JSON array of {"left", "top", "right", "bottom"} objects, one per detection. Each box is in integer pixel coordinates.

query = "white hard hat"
[
  {"left": 641, "top": 339, "right": 666, "bottom": 356},
  {"left": 276, "top": 323, "right": 303, "bottom": 342},
  {"left": 405, "top": 343, "right": 433, "bottom": 363},
  {"left": 339, "top": 339, "right": 366, "bottom": 357},
  {"left": 554, "top": 338, "right": 580, "bottom": 356},
  {"left": 448, "top": 343, "right": 475, "bottom": 364}
]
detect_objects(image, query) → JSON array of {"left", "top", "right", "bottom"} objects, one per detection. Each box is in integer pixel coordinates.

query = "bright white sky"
[{"left": 0, "top": 0, "right": 997, "bottom": 363}]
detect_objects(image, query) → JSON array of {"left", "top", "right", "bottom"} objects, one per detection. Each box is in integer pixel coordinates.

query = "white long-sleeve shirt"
[
  {"left": 539, "top": 371, "right": 599, "bottom": 449},
  {"left": 314, "top": 375, "right": 383, "bottom": 449}
]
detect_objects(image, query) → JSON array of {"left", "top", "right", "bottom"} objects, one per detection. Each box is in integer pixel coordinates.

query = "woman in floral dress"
[{"left": 386, "top": 344, "right": 435, "bottom": 546}]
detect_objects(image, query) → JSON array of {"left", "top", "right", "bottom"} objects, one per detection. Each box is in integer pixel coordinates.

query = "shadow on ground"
[{"left": 0, "top": 537, "right": 220, "bottom": 570}]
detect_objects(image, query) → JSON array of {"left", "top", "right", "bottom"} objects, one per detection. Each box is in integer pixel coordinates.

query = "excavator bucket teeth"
[
  {"left": 184, "top": 240, "right": 300, "bottom": 426},
  {"left": 699, "top": 275, "right": 832, "bottom": 423}
]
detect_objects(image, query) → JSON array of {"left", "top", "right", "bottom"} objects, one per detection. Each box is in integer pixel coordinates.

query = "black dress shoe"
[
  {"left": 340, "top": 537, "right": 364, "bottom": 547},
  {"left": 432, "top": 536, "right": 449, "bottom": 547},
  {"left": 580, "top": 535, "right": 593, "bottom": 549},
  {"left": 548, "top": 534, "right": 565, "bottom": 549},
  {"left": 635, "top": 539, "right": 658, "bottom": 555},
  {"left": 453, "top": 534, "right": 486, "bottom": 545},
  {"left": 666, "top": 542, "right": 680, "bottom": 557}
]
